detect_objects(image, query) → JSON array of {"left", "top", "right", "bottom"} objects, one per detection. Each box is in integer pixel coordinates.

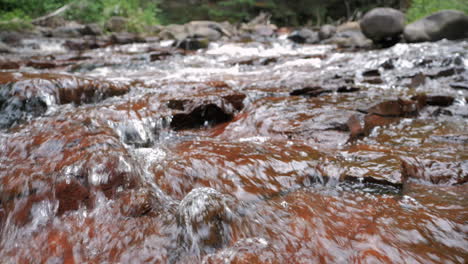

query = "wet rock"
[
  {"left": 203, "top": 237, "right": 280, "bottom": 263},
  {"left": 117, "top": 120, "right": 154, "bottom": 148},
  {"left": 362, "top": 69, "right": 380, "bottom": 77},
  {"left": 363, "top": 97, "right": 426, "bottom": 118},
  {"left": 422, "top": 95, "right": 454, "bottom": 107},
  {"left": 110, "top": 32, "right": 145, "bottom": 45},
  {"left": 159, "top": 21, "right": 231, "bottom": 43},
  {"left": 337, "top": 86, "right": 360, "bottom": 93},
  {"left": 450, "top": 82, "right": 468, "bottom": 90},
  {"left": 51, "top": 23, "right": 85, "bottom": 38},
  {"left": 159, "top": 24, "right": 188, "bottom": 40},
  {"left": 119, "top": 188, "right": 153, "bottom": 217},
  {"left": 349, "top": 97, "right": 428, "bottom": 141},
  {"left": 82, "top": 23, "right": 103, "bottom": 36},
  {"left": 175, "top": 37, "right": 209, "bottom": 51},
  {"left": 187, "top": 21, "right": 231, "bottom": 41},
  {"left": 363, "top": 77, "right": 383, "bottom": 84},
  {"left": 430, "top": 134, "right": 468, "bottom": 144},
  {"left": 347, "top": 115, "right": 364, "bottom": 141},
  {"left": 380, "top": 58, "right": 395, "bottom": 70},
  {"left": 288, "top": 28, "right": 320, "bottom": 44},
  {"left": 251, "top": 24, "right": 277, "bottom": 38},
  {"left": 0, "top": 60, "right": 20, "bottom": 69},
  {"left": 105, "top": 16, "right": 128, "bottom": 32},
  {"left": 55, "top": 180, "right": 91, "bottom": 215},
  {"left": 401, "top": 157, "right": 467, "bottom": 185},
  {"left": 404, "top": 10, "right": 468, "bottom": 43},
  {"left": 171, "top": 104, "right": 233, "bottom": 130},
  {"left": 0, "top": 90, "right": 48, "bottom": 129},
  {"left": 26, "top": 60, "right": 72, "bottom": 69},
  {"left": 324, "top": 29, "right": 372, "bottom": 48},
  {"left": 0, "top": 118, "right": 142, "bottom": 225},
  {"left": 408, "top": 72, "right": 426, "bottom": 88},
  {"left": 427, "top": 67, "right": 465, "bottom": 79},
  {"left": 149, "top": 49, "right": 179, "bottom": 61},
  {"left": 0, "top": 41, "right": 12, "bottom": 53},
  {"left": 360, "top": 8, "right": 405, "bottom": 45},
  {"left": 319, "top": 24, "right": 337, "bottom": 40},
  {"left": 0, "top": 72, "right": 129, "bottom": 128},
  {"left": 169, "top": 93, "right": 245, "bottom": 130},
  {"left": 0, "top": 31, "right": 25, "bottom": 45},
  {"left": 291, "top": 85, "right": 359, "bottom": 97},
  {"left": 290, "top": 86, "right": 329, "bottom": 97},
  {"left": 341, "top": 147, "right": 406, "bottom": 188},
  {"left": 176, "top": 188, "right": 237, "bottom": 255},
  {"left": 64, "top": 36, "right": 109, "bottom": 50}
]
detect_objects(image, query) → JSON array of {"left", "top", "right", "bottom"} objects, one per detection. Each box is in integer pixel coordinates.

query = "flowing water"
[{"left": 0, "top": 36, "right": 467, "bottom": 263}]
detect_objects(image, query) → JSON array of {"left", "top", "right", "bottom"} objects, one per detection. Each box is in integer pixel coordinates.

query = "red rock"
[{"left": 401, "top": 157, "right": 467, "bottom": 185}]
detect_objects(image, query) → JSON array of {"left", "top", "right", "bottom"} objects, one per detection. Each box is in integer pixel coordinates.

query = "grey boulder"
[
  {"left": 404, "top": 10, "right": 468, "bottom": 43},
  {"left": 360, "top": 7, "right": 405, "bottom": 44}
]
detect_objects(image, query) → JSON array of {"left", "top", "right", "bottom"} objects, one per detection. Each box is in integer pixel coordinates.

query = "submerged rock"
[
  {"left": 176, "top": 188, "right": 237, "bottom": 255},
  {"left": 404, "top": 10, "right": 468, "bottom": 42},
  {"left": 0, "top": 117, "right": 142, "bottom": 226},
  {"left": 360, "top": 7, "right": 405, "bottom": 46},
  {"left": 0, "top": 72, "right": 129, "bottom": 129},
  {"left": 401, "top": 157, "right": 467, "bottom": 185}
]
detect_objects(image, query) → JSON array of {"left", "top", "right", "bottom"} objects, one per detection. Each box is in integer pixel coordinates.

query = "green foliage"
[
  {"left": 0, "top": 19, "right": 34, "bottom": 31},
  {"left": 0, "top": 0, "right": 160, "bottom": 32},
  {"left": 157, "top": 0, "right": 402, "bottom": 26},
  {"left": 66, "top": 0, "right": 160, "bottom": 31},
  {"left": 0, "top": 0, "right": 66, "bottom": 19},
  {"left": 406, "top": 0, "right": 468, "bottom": 22}
]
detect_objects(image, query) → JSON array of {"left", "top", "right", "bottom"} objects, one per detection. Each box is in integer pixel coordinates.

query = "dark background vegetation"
[{"left": 0, "top": 0, "right": 467, "bottom": 31}]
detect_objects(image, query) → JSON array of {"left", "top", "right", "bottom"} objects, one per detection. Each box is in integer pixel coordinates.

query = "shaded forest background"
[{"left": 0, "top": 0, "right": 467, "bottom": 31}]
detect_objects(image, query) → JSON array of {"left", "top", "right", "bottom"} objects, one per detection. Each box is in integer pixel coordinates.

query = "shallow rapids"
[{"left": 0, "top": 37, "right": 467, "bottom": 263}]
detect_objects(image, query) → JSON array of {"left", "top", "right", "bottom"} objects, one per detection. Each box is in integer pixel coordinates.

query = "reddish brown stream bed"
[{"left": 0, "top": 38, "right": 467, "bottom": 263}]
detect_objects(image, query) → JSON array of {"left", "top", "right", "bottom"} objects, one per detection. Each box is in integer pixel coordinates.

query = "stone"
[
  {"left": 324, "top": 30, "right": 372, "bottom": 48},
  {"left": 404, "top": 10, "right": 468, "bottom": 43},
  {"left": 51, "top": 23, "right": 85, "bottom": 38},
  {"left": 175, "top": 37, "right": 209, "bottom": 51},
  {"left": 319, "top": 24, "right": 337, "bottom": 40},
  {"left": 288, "top": 28, "right": 320, "bottom": 44},
  {"left": 360, "top": 8, "right": 405, "bottom": 45},
  {"left": 82, "top": 23, "right": 103, "bottom": 36},
  {"left": 336, "top": 21, "right": 361, "bottom": 32},
  {"left": 159, "top": 24, "right": 188, "bottom": 41},
  {"left": 0, "top": 72, "right": 130, "bottom": 129},
  {"left": 0, "top": 60, "right": 20, "bottom": 69},
  {"left": 187, "top": 21, "right": 232, "bottom": 40},
  {"left": 0, "top": 41, "right": 12, "bottom": 53},
  {"left": 401, "top": 157, "right": 467, "bottom": 185},
  {"left": 110, "top": 32, "right": 145, "bottom": 45},
  {"left": 176, "top": 188, "right": 237, "bottom": 255}
]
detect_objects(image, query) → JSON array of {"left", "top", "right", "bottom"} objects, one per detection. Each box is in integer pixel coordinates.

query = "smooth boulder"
[
  {"left": 404, "top": 10, "right": 468, "bottom": 43},
  {"left": 360, "top": 7, "right": 405, "bottom": 45}
]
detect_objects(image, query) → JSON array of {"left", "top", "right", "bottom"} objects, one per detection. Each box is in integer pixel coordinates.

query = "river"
[{"left": 0, "top": 36, "right": 467, "bottom": 263}]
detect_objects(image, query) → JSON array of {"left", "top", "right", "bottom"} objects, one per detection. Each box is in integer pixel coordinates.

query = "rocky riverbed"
[{"left": 0, "top": 28, "right": 467, "bottom": 263}]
